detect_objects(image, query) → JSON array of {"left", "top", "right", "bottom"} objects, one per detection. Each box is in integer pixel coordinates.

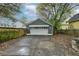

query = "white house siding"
[
  {"left": 14, "top": 22, "right": 26, "bottom": 28},
  {"left": 0, "top": 20, "right": 26, "bottom": 28},
  {"left": 0, "top": 18, "right": 13, "bottom": 27}
]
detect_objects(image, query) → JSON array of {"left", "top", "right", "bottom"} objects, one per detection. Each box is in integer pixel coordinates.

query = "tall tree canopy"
[
  {"left": 37, "top": 3, "right": 79, "bottom": 33},
  {"left": 20, "top": 16, "right": 27, "bottom": 25},
  {"left": 0, "top": 3, "right": 22, "bottom": 21}
]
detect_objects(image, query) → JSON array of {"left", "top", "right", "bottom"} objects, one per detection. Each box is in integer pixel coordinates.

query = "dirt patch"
[
  {"left": 50, "top": 34, "right": 79, "bottom": 55},
  {"left": 51, "top": 34, "right": 74, "bottom": 49}
]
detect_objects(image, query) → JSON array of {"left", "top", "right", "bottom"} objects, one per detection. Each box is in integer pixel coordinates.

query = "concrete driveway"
[
  {"left": 0, "top": 35, "right": 70, "bottom": 56},
  {"left": 0, "top": 35, "right": 51, "bottom": 56}
]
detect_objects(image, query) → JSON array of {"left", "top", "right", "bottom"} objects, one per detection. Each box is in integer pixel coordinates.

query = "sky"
[
  {"left": 20, "top": 4, "right": 79, "bottom": 21},
  {"left": 0, "top": 4, "right": 38, "bottom": 28},
  {"left": 1, "top": 3, "right": 79, "bottom": 28},
  {"left": 19, "top": 4, "right": 38, "bottom": 21}
]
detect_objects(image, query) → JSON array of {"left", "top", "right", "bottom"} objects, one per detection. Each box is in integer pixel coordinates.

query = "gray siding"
[{"left": 48, "top": 25, "right": 53, "bottom": 34}]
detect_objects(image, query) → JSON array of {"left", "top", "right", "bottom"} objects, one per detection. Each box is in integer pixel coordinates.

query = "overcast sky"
[
  {"left": 20, "top": 4, "right": 79, "bottom": 21},
  {"left": 20, "top": 4, "right": 38, "bottom": 21},
  {"left": 1, "top": 3, "right": 79, "bottom": 28},
  {"left": 1, "top": 4, "right": 79, "bottom": 22}
]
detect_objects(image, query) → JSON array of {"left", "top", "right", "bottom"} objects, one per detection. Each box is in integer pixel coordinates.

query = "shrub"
[{"left": 0, "top": 28, "right": 26, "bottom": 43}]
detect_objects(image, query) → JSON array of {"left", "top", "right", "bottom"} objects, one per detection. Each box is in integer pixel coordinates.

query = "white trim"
[
  {"left": 29, "top": 25, "right": 49, "bottom": 27},
  {"left": 27, "top": 34, "right": 52, "bottom": 35}
]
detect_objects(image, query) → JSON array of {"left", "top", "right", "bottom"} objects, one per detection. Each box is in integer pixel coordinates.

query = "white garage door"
[{"left": 30, "top": 28, "right": 48, "bottom": 35}]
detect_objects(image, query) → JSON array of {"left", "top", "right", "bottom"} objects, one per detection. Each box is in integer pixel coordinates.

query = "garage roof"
[{"left": 28, "top": 18, "right": 52, "bottom": 26}]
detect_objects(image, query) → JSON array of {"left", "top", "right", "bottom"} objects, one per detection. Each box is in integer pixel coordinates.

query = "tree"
[
  {"left": 19, "top": 15, "right": 27, "bottom": 26},
  {"left": 37, "top": 3, "right": 79, "bottom": 33},
  {"left": 0, "top": 3, "right": 22, "bottom": 21}
]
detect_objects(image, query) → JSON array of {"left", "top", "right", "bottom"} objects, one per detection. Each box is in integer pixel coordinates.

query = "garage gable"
[{"left": 28, "top": 19, "right": 50, "bottom": 25}]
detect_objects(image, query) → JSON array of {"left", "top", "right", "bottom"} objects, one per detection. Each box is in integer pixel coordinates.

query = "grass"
[{"left": 0, "top": 28, "right": 26, "bottom": 43}]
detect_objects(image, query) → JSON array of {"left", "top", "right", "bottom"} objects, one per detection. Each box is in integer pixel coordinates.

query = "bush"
[{"left": 0, "top": 28, "right": 26, "bottom": 43}]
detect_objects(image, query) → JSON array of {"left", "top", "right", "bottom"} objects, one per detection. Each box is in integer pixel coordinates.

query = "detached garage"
[{"left": 27, "top": 19, "right": 53, "bottom": 35}]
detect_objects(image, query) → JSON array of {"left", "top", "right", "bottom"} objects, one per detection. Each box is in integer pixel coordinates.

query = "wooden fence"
[{"left": 57, "top": 29, "right": 79, "bottom": 37}]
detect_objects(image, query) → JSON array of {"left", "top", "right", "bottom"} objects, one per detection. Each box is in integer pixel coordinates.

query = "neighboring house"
[
  {"left": 0, "top": 17, "right": 13, "bottom": 27},
  {"left": 14, "top": 21, "right": 26, "bottom": 28},
  {"left": 0, "top": 20, "right": 26, "bottom": 28},
  {"left": 69, "top": 13, "right": 79, "bottom": 30},
  {"left": 0, "top": 17, "right": 26, "bottom": 28},
  {"left": 27, "top": 19, "right": 53, "bottom": 35}
]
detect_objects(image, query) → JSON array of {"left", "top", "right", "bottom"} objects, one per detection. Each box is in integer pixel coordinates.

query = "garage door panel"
[{"left": 30, "top": 28, "right": 48, "bottom": 34}]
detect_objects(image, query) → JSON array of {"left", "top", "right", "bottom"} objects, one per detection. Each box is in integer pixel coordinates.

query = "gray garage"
[{"left": 27, "top": 19, "right": 53, "bottom": 35}]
